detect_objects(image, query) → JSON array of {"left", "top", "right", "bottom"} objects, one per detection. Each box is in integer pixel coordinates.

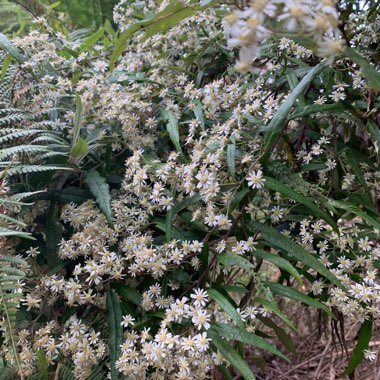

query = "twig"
[{"left": 315, "top": 337, "right": 332, "bottom": 378}]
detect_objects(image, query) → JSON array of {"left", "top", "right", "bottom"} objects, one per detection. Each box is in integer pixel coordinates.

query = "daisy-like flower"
[
  {"left": 190, "top": 288, "right": 208, "bottom": 307},
  {"left": 364, "top": 349, "right": 377, "bottom": 362},
  {"left": 192, "top": 309, "right": 211, "bottom": 330},
  {"left": 195, "top": 332, "right": 211, "bottom": 351},
  {"left": 247, "top": 170, "right": 265, "bottom": 189},
  {"left": 121, "top": 315, "right": 135, "bottom": 328}
]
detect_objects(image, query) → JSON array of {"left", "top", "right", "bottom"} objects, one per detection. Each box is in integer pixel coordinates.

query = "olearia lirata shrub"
[{"left": 0, "top": 0, "right": 380, "bottom": 378}]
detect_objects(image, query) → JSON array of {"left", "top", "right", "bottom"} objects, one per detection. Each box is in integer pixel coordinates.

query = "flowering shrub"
[{"left": 0, "top": 0, "right": 380, "bottom": 378}]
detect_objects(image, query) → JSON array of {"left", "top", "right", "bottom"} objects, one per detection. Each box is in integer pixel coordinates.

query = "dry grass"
[{"left": 253, "top": 305, "right": 379, "bottom": 380}]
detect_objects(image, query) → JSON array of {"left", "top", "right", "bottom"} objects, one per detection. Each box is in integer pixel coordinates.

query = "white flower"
[
  {"left": 195, "top": 332, "right": 211, "bottom": 351},
  {"left": 121, "top": 315, "right": 135, "bottom": 328},
  {"left": 190, "top": 288, "right": 208, "bottom": 307},
  {"left": 364, "top": 349, "right": 377, "bottom": 362},
  {"left": 247, "top": 170, "right": 265, "bottom": 189},
  {"left": 192, "top": 309, "right": 211, "bottom": 330}
]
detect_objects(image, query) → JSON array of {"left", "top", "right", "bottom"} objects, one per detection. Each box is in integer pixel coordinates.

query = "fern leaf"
[
  {"left": 6, "top": 165, "right": 71, "bottom": 176},
  {"left": 0, "top": 145, "right": 49, "bottom": 160}
]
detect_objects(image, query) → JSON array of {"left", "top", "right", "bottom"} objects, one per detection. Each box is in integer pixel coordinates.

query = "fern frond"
[
  {"left": 0, "top": 145, "right": 50, "bottom": 160},
  {"left": 0, "top": 358, "right": 18, "bottom": 380},
  {"left": 0, "top": 213, "right": 27, "bottom": 227},
  {"left": 0, "top": 129, "right": 48, "bottom": 143},
  {"left": 31, "top": 135, "right": 67, "bottom": 145},
  {"left": 30, "top": 151, "right": 69, "bottom": 162},
  {"left": 0, "top": 112, "right": 30, "bottom": 125},
  {"left": 0, "top": 108, "right": 22, "bottom": 115},
  {"left": 0, "top": 227, "right": 34, "bottom": 239},
  {"left": 8, "top": 190, "right": 45, "bottom": 201},
  {"left": 0, "top": 255, "right": 26, "bottom": 373},
  {"left": 6, "top": 165, "right": 71, "bottom": 176},
  {"left": 31, "top": 121, "right": 68, "bottom": 129}
]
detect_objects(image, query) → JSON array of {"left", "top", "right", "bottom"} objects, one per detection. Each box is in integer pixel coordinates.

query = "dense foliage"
[{"left": 0, "top": 0, "right": 380, "bottom": 379}]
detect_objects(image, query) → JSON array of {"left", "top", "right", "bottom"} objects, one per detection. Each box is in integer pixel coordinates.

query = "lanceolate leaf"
[
  {"left": 227, "top": 137, "right": 236, "bottom": 178},
  {"left": 368, "top": 120, "right": 380, "bottom": 155},
  {"left": 161, "top": 109, "right": 183, "bottom": 154},
  {"left": 289, "top": 103, "right": 345, "bottom": 119},
  {"left": 45, "top": 202, "right": 63, "bottom": 269},
  {"left": 85, "top": 169, "right": 113, "bottom": 225},
  {"left": 252, "top": 222, "right": 343, "bottom": 289},
  {"left": 252, "top": 249, "right": 302, "bottom": 285},
  {"left": 265, "top": 282, "right": 332, "bottom": 315},
  {"left": 342, "top": 318, "right": 372, "bottom": 375},
  {"left": 112, "top": 283, "right": 142, "bottom": 306},
  {"left": 217, "top": 252, "right": 254, "bottom": 271},
  {"left": 0, "top": 33, "right": 26, "bottom": 63},
  {"left": 208, "top": 331, "right": 256, "bottom": 380},
  {"left": 1, "top": 54, "right": 12, "bottom": 82},
  {"left": 208, "top": 288, "right": 245, "bottom": 329},
  {"left": 193, "top": 100, "right": 205, "bottom": 130},
  {"left": 106, "top": 289, "right": 123, "bottom": 380},
  {"left": 344, "top": 47, "right": 380, "bottom": 91},
  {"left": 72, "top": 93, "right": 83, "bottom": 146},
  {"left": 327, "top": 199, "right": 380, "bottom": 230},
  {"left": 264, "top": 176, "right": 338, "bottom": 231},
  {"left": 80, "top": 28, "right": 105, "bottom": 52},
  {"left": 209, "top": 322, "right": 289, "bottom": 361},
  {"left": 109, "top": 0, "right": 214, "bottom": 69},
  {"left": 262, "top": 61, "right": 328, "bottom": 164}
]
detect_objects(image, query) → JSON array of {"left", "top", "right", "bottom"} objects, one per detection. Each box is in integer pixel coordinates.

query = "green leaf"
[
  {"left": 72, "top": 93, "right": 83, "bottom": 146},
  {"left": 109, "top": 0, "right": 214, "bottom": 69},
  {"left": 342, "top": 319, "right": 372, "bottom": 375},
  {"left": 218, "top": 365, "right": 234, "bottom": 380},
  {"left": 255, "top": 296, "right": 296, "bottom": 330},
  {"left": 208, "top": 288, "right": 244, "bottom": 329},
  {"left": 209, "top": 322, "right": 289, "bottom": 361},
  {"left": 165, "top": 188, "right": 176, "bottom": 242},
  {"left": 227, "top": 137, "right": 236, "bottom": 178},
  {"left": 253, "top": 249, "right": 302, "bottom": 285},
  {"left": 252, "top": 222, "right": 342, "bottom": 289},
  {"left": 258, "top": 316, "right": 297, "bottom": 354},
  {"left": 0, "top": 33, "right": 26, "bottom": 63},
  {"left": 45, "top": 203, "right": 63, "bottom": 269},
  {"left": 344, "top": 47, "right": 380, "bottom": 91},
  {"left": 70, "top": 137, "right": 89, "bottom": 157},
  {"left": 80, "top": 28, "right": 105, "bottom": 52},
  {"left": 193, "top": 100, "right": 205, "bottom": 130},
  {"left": 161, "top": 109, "right": 183, "bottom": 154},
  {"left": 170, "top": 194, "right": 202, "bottom": 215},
  {"left": 264, "top": 176, "right": 338, "bottom": 231},
  {"left": 344, "top": 148, "right": 372, "bottom": 195},
  {"left": 262, "top": 61, "right": 328, "bottom": 164},
  {"left": 85, "top": 169, "right": 113, "bottom": 226},
  {"left": 265, "top": 282, "right": 332, "bottom": 315},
  {"left": 290, "top": 103, "right": 345, "bottom": 119},
  {"left": 112, "top": 283, "right": 142, "bottom": 306},
  {"left": 1, "top": 54, "right": 12, "bottom": 82},
  {"left": 106, "top": 289, "right": 123, "bottom": 380},
  {"left": 368, "top": 120, "right": 380, "bottom": 155},
  {"left": 49, "top": 187, "right": 92, "bottom": 204},
  {"left": 37, "top": 350, "right": 49, "bottom": 380},
  {"left": 208, "top": 331, "right": 256, "bottom": 380},
  {"left": 217, "top": 252, "right": 254, "bottom": 271},
  {"left": 327, "top": 199, "right": 380, "bottom": 230},
  {"left": 0, "top": 227, "right": 34, "bottom": 240}
]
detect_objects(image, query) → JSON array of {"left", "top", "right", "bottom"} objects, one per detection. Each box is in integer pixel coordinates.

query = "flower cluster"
[
  {"left": 1, "top": 0, "right": 380, "bottom": 377},
  {"left": 224, "top": 0, "right": 343, "bottom": 70}
]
